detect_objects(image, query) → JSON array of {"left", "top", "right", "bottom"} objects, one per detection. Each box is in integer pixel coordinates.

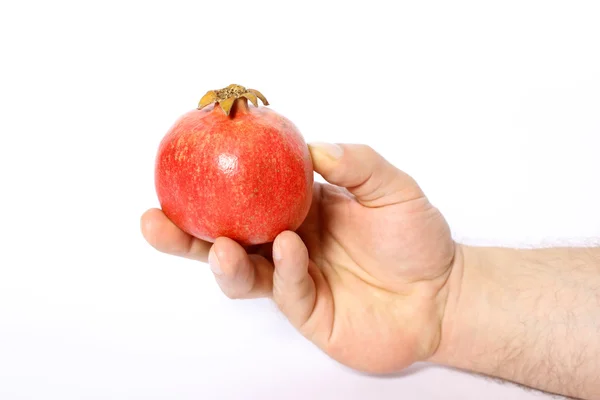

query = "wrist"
[
  {"left": 428, "top": 244, "right": 513, "bottom": 371},
  {"left": 428, "top": 242, "right": 469, "bottom": 366},
  {"left": 429, "top": 244, "right": 514, "bottom": 371}
]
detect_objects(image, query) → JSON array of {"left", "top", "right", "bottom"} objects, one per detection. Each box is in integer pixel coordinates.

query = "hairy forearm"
[{"left": 433, "top": 244, "right": 600, "bottom": 399}]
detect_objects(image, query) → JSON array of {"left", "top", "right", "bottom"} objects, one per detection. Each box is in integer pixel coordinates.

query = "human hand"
[{"left": 141, "top": 143, "right": 457, "bottom": 373}]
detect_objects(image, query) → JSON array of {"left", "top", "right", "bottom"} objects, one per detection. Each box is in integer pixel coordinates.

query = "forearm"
[{"left": 433, "top": 244, "right": 600, "bottom": 399}]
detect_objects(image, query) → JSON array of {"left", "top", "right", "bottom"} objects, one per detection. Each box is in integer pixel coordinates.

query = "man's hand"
[
  {"left": 141, "top": 143, "right": 456, "bottom": 373},
  {"left": 141, "top": 142, "right": 600, "bottom": 399}
]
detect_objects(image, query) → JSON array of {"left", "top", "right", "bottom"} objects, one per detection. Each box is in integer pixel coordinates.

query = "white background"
[{"left": 1, "top": 0, "right": 599, "bottom": 399}]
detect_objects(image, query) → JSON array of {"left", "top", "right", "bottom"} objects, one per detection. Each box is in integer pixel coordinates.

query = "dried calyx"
[{"left": 198, "top": 84, "right": 269, "bottom": 116}]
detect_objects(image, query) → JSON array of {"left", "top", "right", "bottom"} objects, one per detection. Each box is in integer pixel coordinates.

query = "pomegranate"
[{"left": 154, "top": 84, "right": 313, "bottom": 245}]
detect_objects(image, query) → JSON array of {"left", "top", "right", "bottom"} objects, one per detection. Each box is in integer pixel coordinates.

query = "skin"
[{"left": 141, "top": 143, "right": 600, "bottom": 399}]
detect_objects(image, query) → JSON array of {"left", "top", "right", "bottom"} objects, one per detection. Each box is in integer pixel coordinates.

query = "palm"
[{"left": 290, "top": 182, "right": 456, "bottom": 372}]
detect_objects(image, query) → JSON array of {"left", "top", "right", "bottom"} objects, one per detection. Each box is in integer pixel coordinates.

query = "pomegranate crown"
[{"left": 197, "top": 84, "right": 269, "bottom": 116}]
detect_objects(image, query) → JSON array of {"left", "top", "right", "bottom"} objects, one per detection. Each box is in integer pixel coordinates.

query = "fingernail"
[
  {"left": 273, "top": 239, "right": 282, "bottom": 261},
  {"left": 208, "top": 249, "right": 223, "bottom": 276},
  {"left": 308, "top": 142, "right": 344, "bottom": 160}
]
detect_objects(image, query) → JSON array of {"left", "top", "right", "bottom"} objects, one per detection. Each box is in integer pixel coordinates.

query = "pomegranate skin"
[{"left": 155, "top": 103, "right": 313, "bottom": 245}]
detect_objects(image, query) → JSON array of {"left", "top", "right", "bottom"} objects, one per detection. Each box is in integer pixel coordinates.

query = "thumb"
[
  {"left": 271, "top": 231, "right": 316, "bottom": 330},
  {"left": 308, "top": 142, "right": 424, "bottom": 207}
]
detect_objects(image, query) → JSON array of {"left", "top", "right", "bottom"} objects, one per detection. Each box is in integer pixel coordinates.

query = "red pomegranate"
[{"left": 154, "top": 84, "right": 313, "bottom": 245}]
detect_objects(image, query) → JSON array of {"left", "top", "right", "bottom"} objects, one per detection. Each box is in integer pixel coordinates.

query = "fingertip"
[
  {"left": 207, "top": 244, "right": 222, "bottom": 276},
  {"left": 272, "top": 233, "right": 284, "bottom": 262},
  {"left": 308, "top": 142, "right": 344, "bottom": 161},
  {"left": 273, "top": 231, "right": 309, "bottom": 280},
  {"left": 308, "top": 142, "right": 344, "bottom": 176},
  {"left": 273, "top": 231, "right": 307, "bottom": 259},
  {"left": 140, "top": 208, "right": 165, "bottom": 247},
  {"left": 209, "top": 237, "right": 248, "bottom": 279},
  {"left": 141, "top": 207, "right": 159, "bottom": 227}
]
